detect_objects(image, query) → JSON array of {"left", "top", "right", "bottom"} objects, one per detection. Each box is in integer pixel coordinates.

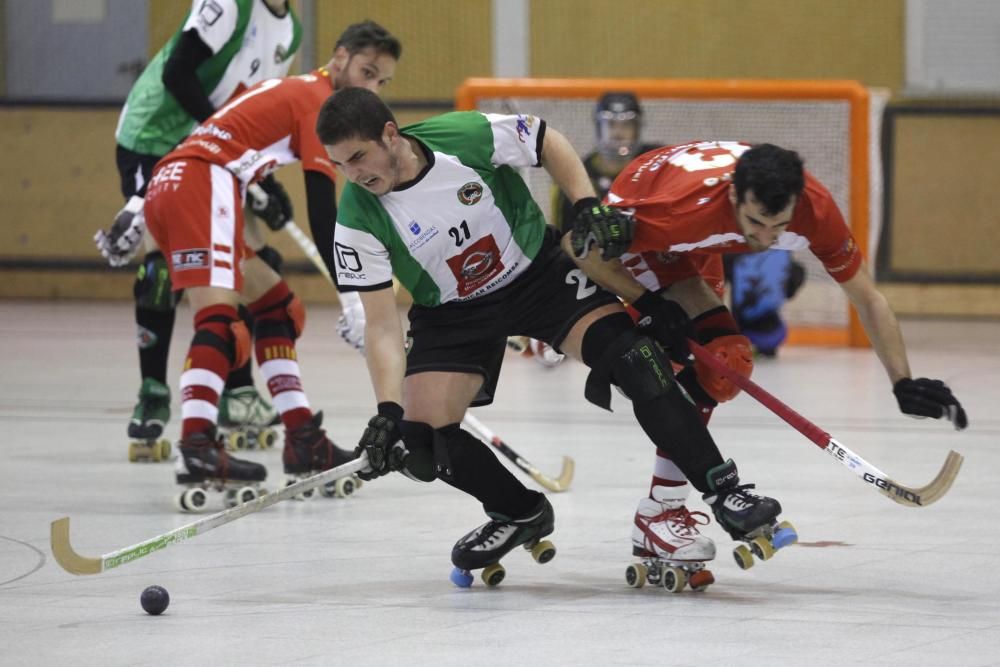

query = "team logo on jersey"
[
  {"left": 446, "top": 236, "right": 505, "bottom": 298},
  {"left": 457, "top": 182, "right": 483, "bottom": 206},
  {"left": 334, "top": 241, "right": 364, "bottom": 277},
  {"left": 408, "top": 221, "right": 421, "bottom": 235},
  {"left": 274, "top": 44, "right": 288, "bottom": 64},
  {"left": 197, "top": 0, "right": 224, "bottom": 27},
  {"left": 515, "top": 115, "right": 534, "bottom": 144}
]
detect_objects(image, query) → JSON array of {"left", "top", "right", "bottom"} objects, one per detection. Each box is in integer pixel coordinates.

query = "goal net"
[{"left": 455, "top": 78, "right": 889, "bottom": 348}]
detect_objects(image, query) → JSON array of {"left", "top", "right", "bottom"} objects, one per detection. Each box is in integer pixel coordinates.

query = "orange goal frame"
[{"left": 455, "top": 78, "right": 871, "bottom": 348}]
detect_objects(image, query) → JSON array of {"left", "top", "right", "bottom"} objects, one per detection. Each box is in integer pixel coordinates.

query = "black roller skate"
[
  {"left": 450, "top": 495, "right": 557, "bottom": 588},
  {"left": 218, "top": 386, "right": 280, "bottom": 451},
  {"left": 174, "top": 428, "right": 267, "bottom": 512},
  {"left": 127, "top": 378, "right": 172, "bottom": 462},
  {"left": 702, "top": 459, "right": 797, "bottom": 570},
  {"left": 282, "top": 411, "right": 360, "bottom": 499}
]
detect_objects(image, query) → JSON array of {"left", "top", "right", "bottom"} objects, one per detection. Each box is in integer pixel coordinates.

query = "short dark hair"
[
  {"left": 316, "top": 87, "right": 397, "bottom": 146},
  {"left": 335, "top": 20, "right": 402, "bottom": 60},
  {"left": 733, "top": 143, "right": 805, "bottom": 215}
]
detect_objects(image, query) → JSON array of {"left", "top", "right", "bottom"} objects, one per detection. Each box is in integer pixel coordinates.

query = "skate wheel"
[
  {"left": 237, "top": 486, "right": 259, "bottom": 505},
  {"left": 750, "top": 535, "right": 775, "bottom": 561},
  {"left": 150, "top": 441, "right": 163, "bottom": 462},
  {"left": 733, "top": 544, "right": 754, "bottom": 570},
  {"left": 158, "top": 439, "right": 172, "bottom": 461},
  {"left": 352, "top": 476, "right": 363, "bottom": 490},
  {"left": 625, "top": 563, "right": 647, "bottom": 589},
  {"left": 482, "top": 563, "right": 506, "bottom": 587},
  {"left": 530, "top": 540, "right": 556, "bottom": 564},
  {"left": 128, "top": 442, "right": 139, "bottom": 463},
  {"left": 772, "top": 522, "right": 798, "bottom": 550},
  {"left": 688, "top": 569, "right": 715, "bottom": 592},
  {"left": 258, "top": 428, "right": 277, "bottom": 450},
  {"left": 225, "top": 431, "right": 247, "bottom": 451},
  {"left": 450, "top": 567, "right": 474, "bottom": 588},
  {"left": 660, "top": 566, "right": 687, "bottom": 593},
  {"left": 335, "top": 477, "right": 356, "bottom": 498},
  {"left": 178, "top": 487, "right": 208, "bottom": 512}
]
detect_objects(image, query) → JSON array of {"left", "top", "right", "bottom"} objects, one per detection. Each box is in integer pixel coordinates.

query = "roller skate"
[
  {"left": 174, "top": 427, "right": 267, "bottom": 512},
  {"left": 450, "top": 495, "right": 556, "bottom": 588},
  {"left": 217, "top": 386, "right": 280, "bottom": 451},
  {"left": 702, "top": 459, "right": 798, "bottom": 570},
  {"left": 127, "top": 378, "right": 172, "bottom": 462},
  {"left": 282, "top": 411, "right": 360, "bottom": 499},
  {"left": 626, "top": 492, "right": 716, "bottom": 593}
]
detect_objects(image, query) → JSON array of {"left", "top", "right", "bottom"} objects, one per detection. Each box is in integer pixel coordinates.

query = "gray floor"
[{"left": 1, "top": 300, "right": 998, "bottom": 666}]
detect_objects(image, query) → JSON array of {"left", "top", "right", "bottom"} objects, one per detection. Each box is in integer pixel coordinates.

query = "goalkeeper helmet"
[{"left": 594, "top": 92, "right": 642, "bottom": 161}]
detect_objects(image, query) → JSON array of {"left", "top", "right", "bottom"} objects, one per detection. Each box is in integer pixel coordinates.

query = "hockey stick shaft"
[
  {"left": 462, "top": 412, "right": 575, "bottom": 493},
  {"left": 247, "top": 183, "right": 332, "bottom": 281},
  {"left": 688, "top": 341, "right": 962, "bottom": 507},
  {"left": 51, "top": 454, "right": 369, "bottom": 576}
]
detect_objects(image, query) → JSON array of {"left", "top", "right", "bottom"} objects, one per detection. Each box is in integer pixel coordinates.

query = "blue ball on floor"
[{"left": 140, "top": 585, "right": 170, "bottom": 615}]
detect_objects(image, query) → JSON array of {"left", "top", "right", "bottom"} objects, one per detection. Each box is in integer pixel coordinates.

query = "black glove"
[
  {"left": 354, "top": 401, "right": 408, "bottom": 480},
  {"left": 569, "top": 196, "right": 635, "bottom": 260},
  {"left": 893, "top": 377, "right": 968, "bottom": 430},
  {"left": 250, "top": 175, "right": 294, "bottom": 231},
  {"left": 633, "top": 290, "right": 693, "bottom": 365}
]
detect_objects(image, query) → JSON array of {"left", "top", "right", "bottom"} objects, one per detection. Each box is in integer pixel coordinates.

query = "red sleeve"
[
  {"left": 797, "top": 176, "right": 862, "bottom": 282},
  {"left": 290, "top": 80, "right": 338, "bottom": 181}
]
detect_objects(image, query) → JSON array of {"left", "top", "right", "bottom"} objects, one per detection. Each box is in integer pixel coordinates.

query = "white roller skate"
[
  {"left": 127, "top": 378, "right": 172, "bottom": 462},
  {"left": 218, "top": 386, "right": 280, "bottom": 451},
  {"left": 626, "top": 487, "right": 716, "bottom": 593},
  {"left": 702, "top": 459, "right": 798, "bottom": 570},
  {"left": 174, "top": 429, "right": 267, "bottom": 512},
  {"left": 450, "top": 495, "right": 556, "bottom": 588}
]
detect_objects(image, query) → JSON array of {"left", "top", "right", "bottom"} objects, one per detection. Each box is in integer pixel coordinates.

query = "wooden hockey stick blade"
[
  {"left": 51, "top": 454, "right": 369, "bottom": 576},
  {"left": 688, "top": 341, "right": 963, "bottom": 508},
  {"left": 462, "top": 413, "right": 574, "bottom": 493}
]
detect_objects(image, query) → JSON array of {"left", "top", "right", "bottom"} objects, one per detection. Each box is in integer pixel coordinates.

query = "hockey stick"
[
  {"left": 51, "top": 454, "right": 369, "bottom": 576},
  {"left": 264, "top": 192, "right": 576, "bottom": 494},
  {"left": 463, "top": 412, "right": 575, "bottom": 493},
  {"left": 247, "top": 183, "right": 332, "bottom": 281},
  {"left": 688, "top": 341, "right": 963, "bottom": 508}
]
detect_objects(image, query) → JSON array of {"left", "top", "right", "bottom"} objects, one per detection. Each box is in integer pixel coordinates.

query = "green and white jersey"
[
  {"left": 335, "top": 112, "right": 549, "bottom": 306},
  {"left": 116, "top": 0, "right": 301, "bottom": 157}
]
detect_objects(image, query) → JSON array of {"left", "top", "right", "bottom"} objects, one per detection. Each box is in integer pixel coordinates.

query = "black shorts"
[
  {"left": 116, "top": 144, "right": 162, "bottom": 199},
  {"left": 405, "top": 226, "right": 620, "bottom": 406}
]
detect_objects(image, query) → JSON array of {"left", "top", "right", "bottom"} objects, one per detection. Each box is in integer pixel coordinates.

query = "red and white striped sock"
[{"left": 180, "top": 304, "right": 237, "bottom": 439}]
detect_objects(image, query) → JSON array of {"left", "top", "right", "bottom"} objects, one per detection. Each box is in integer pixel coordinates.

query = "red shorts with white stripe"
[
  {"left": 622, "top": 251, "right": 726, "bottom": 297},
  {"left": 143, "top": 157, "right": 247, "bottom": 292}
]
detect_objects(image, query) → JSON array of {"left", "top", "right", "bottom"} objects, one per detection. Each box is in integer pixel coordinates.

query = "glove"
[
  {"left": 94, "top": 195, "right": 146, "bottom": 267},
  {"left": 633, "top": 290, "right": 693, "bottom": 365},
  {"left": 249, "top": 175, "right": 294, "bottom": 231},
  {"left": 336, "top": 291, "right": 366, "bottom": 353},
  {"left": 569, "top": 196, "right": 634, "bottom": 260},
  {"left": 354, "top": 402, "right": 408, "bottom": 480},
  {"left": 893, "top": 377, "right": 968, "bottom": 430}
]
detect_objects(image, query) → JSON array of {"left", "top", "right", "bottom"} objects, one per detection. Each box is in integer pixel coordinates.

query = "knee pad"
[
  {"left": 252, "top": 289, "right": 305, "bottom": 340},
  {"left": 191, "top": 305, "right": 242, "bottom": 366},
  {"left": 399, "top": 420, "right": 436, "bottom": 482},
  {"left": 134, "top": 252, "right": 177, "bottom": 311},
  {"left": 694, "top": 334, "right": 753, "bottom": 402},
  {"left": 256, "top": 245, "right": 284, "bottom": 274},
  {"left": 229, "top": 319, "right": 251, "bottom": 369},
  {"left": 584, "top": 325, "right": 676, "bottom": 410},
  {"left": 286, "top": 293, "right": 306, "bottom": 338}
]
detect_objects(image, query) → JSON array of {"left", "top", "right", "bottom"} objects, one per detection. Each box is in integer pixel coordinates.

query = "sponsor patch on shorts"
[{"left": 172, "top": 248, "right": 209, "bottom": 272}]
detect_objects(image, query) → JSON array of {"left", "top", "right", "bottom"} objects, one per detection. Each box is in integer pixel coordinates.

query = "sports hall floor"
[{"left": 2, "top": 300, "right": 998, "bottom": 666}]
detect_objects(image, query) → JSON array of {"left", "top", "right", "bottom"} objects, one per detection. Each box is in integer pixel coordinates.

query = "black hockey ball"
[{"left": 140, "top": 585, "right": 170, "bottom": 615}]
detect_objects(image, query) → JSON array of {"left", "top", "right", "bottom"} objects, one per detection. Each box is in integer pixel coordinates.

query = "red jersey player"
[
  {"left": 141, "top": 21, "right": 400, "bottom": 511},
  {"left": 565, "top": 140, "right": 967, "bottom": 570}
]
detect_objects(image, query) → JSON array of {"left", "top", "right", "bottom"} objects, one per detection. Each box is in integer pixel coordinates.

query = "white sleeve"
[
  {"left": 182, "top": 0, "right": 240, "bottom": 55},
  {"left": 483, "top": 113, "right": 545, "bottom": 169},
  {"left": 333, "top": 223, "right": 394, "bottom": 291}
]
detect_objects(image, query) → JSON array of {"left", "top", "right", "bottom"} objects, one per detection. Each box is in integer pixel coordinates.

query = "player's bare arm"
[
  {"left": 540, "top": 128, "right": 597, "bottom": 203},
  {"left": 838, "top": 262, "right": 911, "bottom": 383},
  {"left": 357, "top": 286, "right": 406, "bottom": 406}
]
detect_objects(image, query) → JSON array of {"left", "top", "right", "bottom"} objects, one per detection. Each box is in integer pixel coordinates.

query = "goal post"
[{"left": 455, "top": 78, "right": 882, "bottom": 348}]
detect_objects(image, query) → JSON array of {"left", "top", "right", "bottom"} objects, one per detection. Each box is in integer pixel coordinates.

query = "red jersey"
[
  {"left": 608, "top": 140, "right": 862, "bottom": 283},
  {"left": 167, "top": 69, "right": 337, "bottom": 184}
]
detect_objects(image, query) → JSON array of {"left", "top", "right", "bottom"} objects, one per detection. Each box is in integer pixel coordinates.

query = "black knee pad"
[
  {"left": 134, "top": 252, "right": 178, "bottom": 311},
  {"left": 585, "top": 326, "right": 676, "bottom": 410},
  {"left": 256, "top": 245, "right": 284, "bottom": 274},
  {"left": 400, "top": 420, "right": 436, "bottom": 482}
]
